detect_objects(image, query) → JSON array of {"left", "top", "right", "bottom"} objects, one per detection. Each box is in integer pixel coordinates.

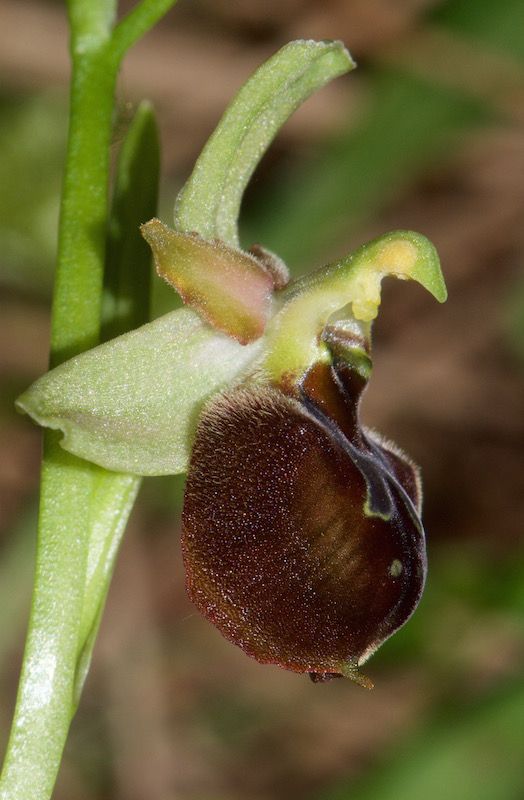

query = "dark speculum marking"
[
  {"left": 300, "top": 362, "right": 423, "bottom": 522},
  {"left": 182, "top": 363, "right": 426, "bottom": 680}
]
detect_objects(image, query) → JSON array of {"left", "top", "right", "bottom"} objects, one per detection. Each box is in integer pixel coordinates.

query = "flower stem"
[
  {"left": 0, "top": 3, "right": 169, "bottom": 798},
  {"left": 111, "top": 0, "right": 179, "bottom": 62},
  {"left": 51, "top": 47, "right": 117, "bottom": 365}
]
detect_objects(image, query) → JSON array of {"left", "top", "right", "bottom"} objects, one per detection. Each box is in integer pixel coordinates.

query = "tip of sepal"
[{"left": 288, "top": 38, "right": 356, "bottom": 70}]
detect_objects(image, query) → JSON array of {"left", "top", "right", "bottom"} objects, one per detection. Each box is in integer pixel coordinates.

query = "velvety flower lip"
[{"left": 181, "top": 355, "right": 426, "bottom": 686}]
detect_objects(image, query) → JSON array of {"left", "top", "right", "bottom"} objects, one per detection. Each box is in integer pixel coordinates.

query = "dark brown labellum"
[{"left": 182, "top": 360, "right": 426, "bottom": 683}]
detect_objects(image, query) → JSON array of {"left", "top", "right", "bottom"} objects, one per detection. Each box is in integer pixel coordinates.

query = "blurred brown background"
[{"left": 1, "top": 1, "right": 524, "bottom": 799}]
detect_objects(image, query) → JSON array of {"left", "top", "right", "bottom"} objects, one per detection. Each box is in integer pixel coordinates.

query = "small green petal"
[{"left": 141, "top": 218, "right": 274, "bottom": 344}]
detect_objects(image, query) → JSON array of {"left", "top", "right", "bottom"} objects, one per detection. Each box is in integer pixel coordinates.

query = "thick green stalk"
[
  {"left": 0, "top": 48, "right": 119, "bottom": 800},
  {"left": 0, "top": 3, "right": 169, "bottom": 798},
  {"left": 51, "top": 50, "right": 116, "bottom": 365}
]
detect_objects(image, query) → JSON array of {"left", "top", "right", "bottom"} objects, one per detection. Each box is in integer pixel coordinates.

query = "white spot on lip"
[{"left": 389, "top": 559, "right": 403, "bottom": 578}]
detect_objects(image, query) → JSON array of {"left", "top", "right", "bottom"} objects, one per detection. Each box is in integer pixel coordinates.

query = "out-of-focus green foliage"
[
  {"left": 0, "top": 508, "right": 36, "bottom": 671},
  {"left": 244, "top": 0, "right": 524, "bottom": 271},
  {"left": 431, "top": 0, "right": 524, "bottom": 60},
  {"left": 0, "top": 92, "right": 66, "bottom": 293},
  {"left": 506, "top": 274, "right": 524, "bottom": 365},
  {"left": 323, "top": 679, "right": 524, "bottom": 800}
]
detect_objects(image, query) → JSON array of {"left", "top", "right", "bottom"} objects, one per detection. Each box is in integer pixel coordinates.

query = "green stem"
[
  {"left": 0, "top": 4, "right": 166, "bottom": 799},
  {"left": 0, "top": 50, "right": 117, "bottom": 800},
  {"left": 0, "top": 447, "right": 99, "bottom": 800},
  {"left": 51, "top": 48, "right": 117, "bottom": 366},
  {"left": 111, "top": 0, "right": 178, "bottom": 62},
  {"left": 66, "top": 0, "right": 116, "bottom": 52}
]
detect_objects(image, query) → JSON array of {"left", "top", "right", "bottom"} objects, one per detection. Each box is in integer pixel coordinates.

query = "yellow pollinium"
[
  {"left": 350, "top": 271, "right": 382, "bottom": 322},
  {"left": 374, "top": 238, "right": 418, "bottom": 275},
  {"left": 350, "top": 239, "right": 418, "bottom": 322}
]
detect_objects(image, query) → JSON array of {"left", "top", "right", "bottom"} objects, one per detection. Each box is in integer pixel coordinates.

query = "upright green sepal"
[{"left": 174, "top": 39, "right": 355, "bottom": 247}]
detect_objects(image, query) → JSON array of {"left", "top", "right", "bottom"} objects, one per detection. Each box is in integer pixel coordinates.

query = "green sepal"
[
  {"left": 174, "top": 39, "right": 355, "bottom": 246},
  {"left": 17, "top": 309, "right": 262, "bottom": 476}
]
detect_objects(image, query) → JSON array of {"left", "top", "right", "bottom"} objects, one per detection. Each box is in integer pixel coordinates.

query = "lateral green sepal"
[
  {"left": 17, "top": 309, "right": 262, "bottom": 475},
  {"left": 174, "top": 39, "right": 355, "bottom": 246}
]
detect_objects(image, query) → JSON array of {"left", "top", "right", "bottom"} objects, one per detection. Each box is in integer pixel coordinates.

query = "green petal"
[
  {"left": 141, "top": 219, "right": 274, "bottom": 344},
  {"left": 17, "top": 309, "right": 261, "bottom": 475}
]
